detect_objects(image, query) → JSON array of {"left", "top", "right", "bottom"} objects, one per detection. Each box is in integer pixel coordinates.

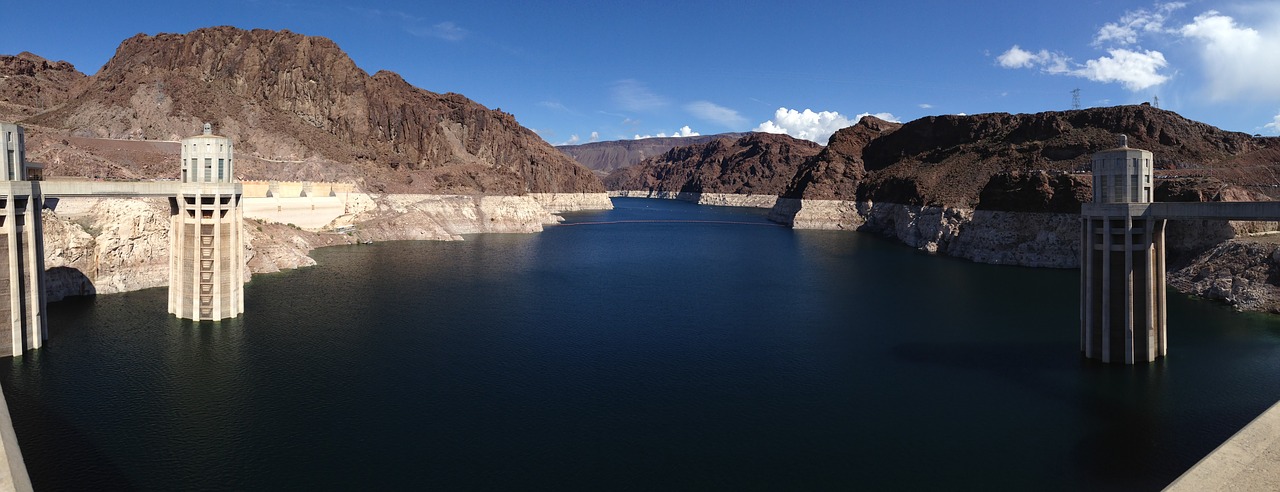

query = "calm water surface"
[{"left": 5, "top": 198, "right": 1280, "bottom": 490}]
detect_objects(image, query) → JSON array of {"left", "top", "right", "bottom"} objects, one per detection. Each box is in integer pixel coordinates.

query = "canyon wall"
[
  {"left": 41, "top": 193, "right": 611, "bottom": 301},
  {"left": 610, "top": 190, "right": 778, "bottom": 208}
]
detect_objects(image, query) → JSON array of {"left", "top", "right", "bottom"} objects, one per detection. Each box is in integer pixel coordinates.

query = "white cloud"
[
  {"left": 997, "top": 45, "right": 1038, "bottom": 68},
  {"left": 539, "top": 101, "right": 570, "bottom": 112},
  {"left": 997, "top": 3, "right": 1280, "bottom": 97},
  {"left": 1072, "top": 49, "right": 1169, "bottom": 91},
  {"left": 412, "top": 21, "right": 468, "bottom": 41},
  {"left": 612, "top": 79, "right": 670, "bottom": 111},
  {"left": 634, "top": 126, "right": 700, "bottom": 140},
  {"left": 996, "top": 45, "right": 1068, "bottom": 71},
  {"left": 1180, "top": 10, "right": 1280, "bottom": 101},
  {"left": 590, "top": 131, "right": 600, "bottom": 142},
  {"left": 558, "top": 134, "right": 581, "bottom": 146},
  {"left": 918, "top": 103, "right": 933, "bottom": 109},
  {"left": 686, "top": 101, "right": 748, "bottom": 128},
  {"left": 996, "top": 45, "right": 1165, "bottom": 91},
  {"left": 753, "top": 108, "right": 898, "bottom": 145},
  {"left": 1264, "top": 110, "right": 1280, "bottom": 134},
  {"left": 1093, "top": 2, "right": 1185, "bottom": 46}
]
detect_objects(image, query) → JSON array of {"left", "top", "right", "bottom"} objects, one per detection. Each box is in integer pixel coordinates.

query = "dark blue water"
[{"left": 4, "top": 197, "right": 1280, "bottom": 490}]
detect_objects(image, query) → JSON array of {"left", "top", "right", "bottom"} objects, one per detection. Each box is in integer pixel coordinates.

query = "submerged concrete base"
[{"left": 1167, "top": 400, "right": 1280, "bottom": 491}]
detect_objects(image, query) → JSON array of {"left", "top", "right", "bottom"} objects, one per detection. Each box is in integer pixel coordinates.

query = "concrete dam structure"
[{"left": 0, "top": 122, "right": 245, "bottom": 358}]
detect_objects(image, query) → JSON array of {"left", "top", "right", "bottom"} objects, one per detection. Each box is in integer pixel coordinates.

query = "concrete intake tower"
[
  {"left": 1080, "top": 135, "right": 1166, "bottom": 364},
  {"left": 168, "top": 123, "right": 244, "bottom": 320},
  {"left": 0, "top": 123, "right": 46, "bottom": 355}
]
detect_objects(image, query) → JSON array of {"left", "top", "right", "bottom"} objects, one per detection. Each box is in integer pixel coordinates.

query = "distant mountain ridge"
[
  {"left": 602, "top": 133, "right": 822, "bottom": 195},
  {"left": 788, "top": 104, "right": 1280, "bottom": 208},
  {"left": 558, "top": 133, "right": 750, "bottom": 173},
  {"left": 611, "top": 105, "right": 1280, "bottom": 209},
  {"left": 12, "top": 26, "right": 602, "bottom": 194}
]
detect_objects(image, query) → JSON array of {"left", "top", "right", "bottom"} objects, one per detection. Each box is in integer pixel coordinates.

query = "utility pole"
[{"left": 1071, "top": 88, "right": 1081, "bottom": 110}]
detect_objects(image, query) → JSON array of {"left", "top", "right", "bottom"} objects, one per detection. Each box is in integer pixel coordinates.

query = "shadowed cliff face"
[
  {"left": 783, "top": 105, "right": 1280, "bottom": 208},
  {"left": 602, "top": 133, "right": 823, "bottom": 195},
  {"left": 23, "top": 26, "right": 602, "bottom": 194}
]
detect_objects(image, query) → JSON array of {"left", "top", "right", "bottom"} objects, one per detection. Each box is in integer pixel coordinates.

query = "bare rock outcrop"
[
  {"left": 41, "top": 192, "right": 588, "bottom": 301},
  {"left": 1170, "top": 239, "right": 1280, "bottom": 313},
  {"left": 782, "top": 116, "right": 902, "bottom": 201},
  {"left": 558, "top": 133, "right": 749, "bottom": 174},
  {"left": 781, "top": 105, "right": 1278, "bottom": 208},
  {"left": 0, "top": 52, "right": 88, "bottom": 121},
  {"left": 43, "top": 199, "right": 171, "bottom": 301},
  {"left": 43, "top": 198, "right": 354, "bottom": 301},
  {"left": 603, "top": 133, "right": 822, "bottom": 195},
  {"left": 22, "top": 26, "right": 603, "bottom": 195}
]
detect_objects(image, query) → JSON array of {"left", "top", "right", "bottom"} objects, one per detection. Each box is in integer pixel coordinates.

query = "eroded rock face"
[
  {"left": 43, "top": 199, "right": 171, "bottom": 301},
  {"left": 0, "top": 52, "right": 88, "bottom": 120},
  {"left": 23, "top": 26, "right": 603, "bottom": 194},
  {"left": 348, "top": 195, "right": 561, "bottom": 241},
  {"left": 782, "top": 105, "right": 1279, "bottom": 209},
  {"left": 603, "top": 133, "right": 822, "bottom": 195},
  {"left": 41, "top": 193, "right": 589, "bottom": 301},
  {"left": 1170, "top": 239, "right": 1280, "bottom": 313},
  {"left": 782, "top": 116, "right": 902, "bottom": 201},
  {"left": 976, "top": 171, "right": 1092, "bottom": 214},
  {"left": 558, "top": 133, "right": 749, "bottom": 173}
]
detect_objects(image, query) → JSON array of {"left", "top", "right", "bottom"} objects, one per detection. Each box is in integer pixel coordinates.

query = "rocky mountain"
[
  {"left": 786, "top": 104, "right": 1280, "bottom": 208},
  {"left": 782, "top": 115, "right": 902, "bottom": 201},
  {"left": 602, "top": 133, "right": 823, "bottom": 195},
  {"left": 0, "top": 52, "right": 88, "bottom": 121},
  {"left": 558, "top": 133, "right": 750, "bottom": 174},
  {"left": 18, "top": 26, "right": 602, "bottom": 194}
]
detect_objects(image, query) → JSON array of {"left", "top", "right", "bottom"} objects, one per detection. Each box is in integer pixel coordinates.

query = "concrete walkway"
[
  {"left": 1166, "top": 400, "right": 1280, "bottom": 491},
  {"left": 0, "top": 387, "right": 32, "bottom": 491}
]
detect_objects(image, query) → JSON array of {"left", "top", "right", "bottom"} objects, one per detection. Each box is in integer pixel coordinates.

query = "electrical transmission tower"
[
  {"left": 1071, "top": 88, "right": 1081, "bottom": 110},
  {"left": 1153, "top": 96, "right": 1160, "bottom": 109}
]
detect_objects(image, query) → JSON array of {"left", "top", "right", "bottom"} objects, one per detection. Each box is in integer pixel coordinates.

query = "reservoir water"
[{"left": 4, "top": 197, "right": 1280, "bottom": 490}]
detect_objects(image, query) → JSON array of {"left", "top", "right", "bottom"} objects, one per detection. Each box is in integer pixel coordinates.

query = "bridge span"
[{"left": 38, "top": 180, "right": 180, "bottom": 197}]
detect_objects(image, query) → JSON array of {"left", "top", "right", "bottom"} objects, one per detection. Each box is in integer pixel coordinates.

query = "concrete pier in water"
[{"left": 1080, "top": 136, "right": 1280, "bottom": 364}]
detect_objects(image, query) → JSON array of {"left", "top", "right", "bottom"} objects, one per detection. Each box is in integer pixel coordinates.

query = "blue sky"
[{"left": 7, "top": 1, "right": 1280, "bottom": 145}]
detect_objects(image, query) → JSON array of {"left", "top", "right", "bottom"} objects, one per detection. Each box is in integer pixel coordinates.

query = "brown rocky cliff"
[
  {"left": 782, "top": 116, "right": 902, "bottom": 200},
  {"left": 975, "top": 171, "right": 1092, "bottom": 213},
  {"left": 558, "top": 133, "right": 750, "bottom": 173},
  {"left": 0, "top": 52, "right": 88, "bottom": 120},
  {"left": 602, "top": 133, "right": 823, "bottom": 194},
  {"left": 25, "top": 26, "right": 602, "bottom": 194},
  {"left": 783, "top": 105, "right": 1276, "bottom": 208}
]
